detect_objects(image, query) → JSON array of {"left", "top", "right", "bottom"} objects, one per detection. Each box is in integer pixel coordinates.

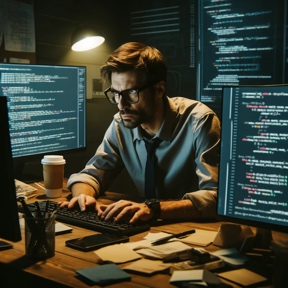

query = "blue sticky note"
[{"left": 76, "top": 263, "right": 131, "bottom": 285}]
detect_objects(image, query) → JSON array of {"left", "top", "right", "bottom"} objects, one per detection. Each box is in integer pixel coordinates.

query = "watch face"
[
  {"left": 145, "top": 199, "right": 161, "bottom": 220},
  {"left": 145, "top": 199, "right": 159, "bottom": 206}
]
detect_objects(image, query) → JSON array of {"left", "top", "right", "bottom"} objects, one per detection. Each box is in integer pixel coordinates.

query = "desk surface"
[{"left": 1, "top": 182, "right": 286, "bottom": 288}]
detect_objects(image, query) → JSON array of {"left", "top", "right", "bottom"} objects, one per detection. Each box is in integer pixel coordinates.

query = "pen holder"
[{"left": 24, "top": 215, "right": 56, "bottom": 259}]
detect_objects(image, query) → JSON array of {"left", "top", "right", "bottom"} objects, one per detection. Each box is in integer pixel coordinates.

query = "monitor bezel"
[{"left": 0, "top": 96, "right": 22, "bottom": 242}]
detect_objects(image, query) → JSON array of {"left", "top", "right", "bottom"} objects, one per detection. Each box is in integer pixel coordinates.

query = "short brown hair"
[{"left": 100, "top": 42, "right": 167, "bottom": 85}]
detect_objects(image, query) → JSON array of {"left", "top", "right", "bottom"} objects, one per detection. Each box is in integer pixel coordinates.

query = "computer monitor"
[
  {"left": 217, "top": 84, "right": 288, "bottom": 249},
  {"left": 0, "top": 96, "right": 22, "bottom": 243},
  {"left": 197, "top": 0, "right": 288, "bottom": 119},
  {"left": 0, "top": 63, "right": 86, "bottom": 180}
]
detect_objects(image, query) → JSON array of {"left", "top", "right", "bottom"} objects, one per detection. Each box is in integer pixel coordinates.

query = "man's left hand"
[{"left": 98, "top": 200, "right": 154, "bottom": 224}]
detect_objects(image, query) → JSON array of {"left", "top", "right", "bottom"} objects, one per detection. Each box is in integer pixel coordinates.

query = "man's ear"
[{"left": 156, "top": 81, "right": 166, "bottom": 97}]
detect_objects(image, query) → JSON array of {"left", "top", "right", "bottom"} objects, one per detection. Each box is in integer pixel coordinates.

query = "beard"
[
  {"left": 119, "top": 109, "right": 142, "bottom": 129},
  {"left": 119, "top": 92, "right": 158, "bottom": 129}
]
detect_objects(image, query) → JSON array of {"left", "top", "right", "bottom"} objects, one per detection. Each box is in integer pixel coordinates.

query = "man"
[{"left": 62, "top": 42, "right": 220, "bottom": 224}]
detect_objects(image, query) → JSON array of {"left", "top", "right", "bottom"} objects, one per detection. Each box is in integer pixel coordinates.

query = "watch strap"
[{"left": 145, "top": 199, "right": 161, "bottom": 220}]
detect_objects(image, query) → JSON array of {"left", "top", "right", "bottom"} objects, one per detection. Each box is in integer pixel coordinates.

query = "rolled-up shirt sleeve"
[
  {"left": 182, "top": 111, "right": 220, "bottom": 219},
  {"left": 183, "top": 189, "right": 217, "bottom": 219},
  {"left": 67, "top": 121, "right": 124, "bottom": 197}
]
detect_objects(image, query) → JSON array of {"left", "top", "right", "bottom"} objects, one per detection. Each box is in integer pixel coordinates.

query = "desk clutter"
[
  {"left": 16, "top": 198, "right": 273, "bottom": 287},
  {"left": 70, "top": 230, "right": 270, "bottom": 287}
]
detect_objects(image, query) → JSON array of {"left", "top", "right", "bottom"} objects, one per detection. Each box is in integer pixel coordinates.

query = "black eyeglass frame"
[{"left": 104, "top": 82, "right": 157, "bottom": 105}]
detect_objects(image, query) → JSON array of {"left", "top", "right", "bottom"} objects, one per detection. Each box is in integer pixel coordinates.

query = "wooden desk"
[{"left": 1, "top": 182, "right": 286, "bottom": 288}]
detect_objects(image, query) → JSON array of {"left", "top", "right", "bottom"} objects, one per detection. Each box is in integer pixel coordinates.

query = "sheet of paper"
[
  {"left": 124, "top": 239, "right": 152, "bottom": 250},
  {"left": 123, "top": 258, "right": 171, "bottom": 274},
  {"left": 55, "top": 222, "right": 73, "bottom": 235},
  {"left": 124, "top": 232, "right": 178, "bottom": 251},
  {"left": 170, "top": 269, "right": 206, "bottom": 286},
  {"left": 144, "top": 232, "right": 174, "bottom": 241},
  {"left": 217, "top": 268, "right": 267, "bottom": 286},
  {"left": 211, "top": 248, "right": 249, "bottom": 266},
  {"left": 94, "top": 243, "right": 141, "bottom": 263},
  {"left": 3, "top": 0, "right": 35, "bottom": 52},
  {"left": 15, "top": 179, "right": 37, "bottom": 195},
  {"left": 136, "top": 241, "right": 191, "bottom": 259},
  {"left": 180, "top": 229, "right": 217, "bottom": 247}
]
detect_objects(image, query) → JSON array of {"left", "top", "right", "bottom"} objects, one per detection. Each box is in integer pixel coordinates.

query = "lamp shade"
[{"left": 71, "top": 26, "right": 105, "bottom": 51}]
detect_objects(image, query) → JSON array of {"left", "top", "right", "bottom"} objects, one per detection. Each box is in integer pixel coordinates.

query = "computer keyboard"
[{"left": 18, "top": 200, "right": 150, "bottom": 236}]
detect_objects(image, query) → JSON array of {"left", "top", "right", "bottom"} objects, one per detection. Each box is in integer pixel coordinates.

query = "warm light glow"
[{"left": 71, "top": 35, "right": 105, "bottom": 52}]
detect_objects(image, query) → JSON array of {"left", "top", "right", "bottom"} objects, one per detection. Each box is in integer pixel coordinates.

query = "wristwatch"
[{"left": 145, "top": 199, "right": 161, "bottom": 220}]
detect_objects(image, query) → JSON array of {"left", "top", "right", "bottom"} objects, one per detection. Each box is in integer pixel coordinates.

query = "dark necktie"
[{"left": 144, "top": 138, "right": 162, "bottom": 199}]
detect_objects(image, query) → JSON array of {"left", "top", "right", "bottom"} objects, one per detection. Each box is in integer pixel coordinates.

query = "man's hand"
[
  {"left": 98, "top": 200, "right": 154, "bottom": 224},
  {"left": 59, "top": 182, "right": 100, "bottom": 211},
  {"left": 59, "top": 194, "right": 98, "bottom": 211}
]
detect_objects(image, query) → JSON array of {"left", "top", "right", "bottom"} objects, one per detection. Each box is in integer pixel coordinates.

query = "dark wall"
[
  {"left": 18, "top": 0, "right": 131, "bottom": 186},
  {"left": 33, "top": 0, "right": 128, "bottom": 63}
]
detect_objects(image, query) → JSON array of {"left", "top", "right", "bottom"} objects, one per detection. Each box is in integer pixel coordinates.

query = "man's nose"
[{"left": 117, "top": 94, "right": 130, "bottom": 110}]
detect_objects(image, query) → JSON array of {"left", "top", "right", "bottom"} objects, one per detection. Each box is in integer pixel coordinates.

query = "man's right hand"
[
  {"left": 59, "top": 194, "right": 97, "bottom": 211},
  {"left": 59, "top": 182, "right": 99, "bottom": 211}
]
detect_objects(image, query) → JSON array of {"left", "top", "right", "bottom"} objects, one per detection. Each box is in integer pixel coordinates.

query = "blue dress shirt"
[{"left": 68, "top": 96, "right": 221, "bottom": 218}]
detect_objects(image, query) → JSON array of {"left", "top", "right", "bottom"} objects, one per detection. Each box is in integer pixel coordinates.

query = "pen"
[
  {"left": 151, "top": 229, "right": 196, "bottom": 245},
  {"left": 17, "top": 196, "right": 35, "bottom": 219},
  {"left": 35, "top": 201, "right": 43, "bottom": 218},
  {"left": 44, "top": 200, "right": 50, "bottom": 218}
]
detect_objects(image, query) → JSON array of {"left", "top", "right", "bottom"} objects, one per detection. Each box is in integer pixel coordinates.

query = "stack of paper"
[
  {"left": 15, "top": 179, "right": 37, "bottom": 196},
  {"left": 136, "top": 241, "right": 192, "bottom": 259},
  {"left": 170, "top": 269, "right": 224, "bottom": 287}
]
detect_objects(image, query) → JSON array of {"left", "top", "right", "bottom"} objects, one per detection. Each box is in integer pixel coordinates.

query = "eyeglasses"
[{"left": 104, "top": 83, "right": 155, "bottom": 105}]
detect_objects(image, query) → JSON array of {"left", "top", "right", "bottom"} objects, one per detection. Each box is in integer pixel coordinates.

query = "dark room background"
[
  {"left": 3, "top": 0, "right": 197, "bottom": 194},
  {"left": 1, "top": 0, "right": 287, "bottom": 194}
]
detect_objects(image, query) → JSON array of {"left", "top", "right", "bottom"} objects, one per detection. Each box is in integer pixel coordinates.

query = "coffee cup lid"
[{"left": 41, "top": 155, "right": 66, "bottom": 165}]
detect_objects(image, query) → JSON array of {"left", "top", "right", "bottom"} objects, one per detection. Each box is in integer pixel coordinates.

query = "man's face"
[{"left": 111, "top": 71, "right": 158, "bottom": 129}]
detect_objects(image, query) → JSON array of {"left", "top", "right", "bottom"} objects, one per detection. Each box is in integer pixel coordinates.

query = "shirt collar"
[{"left": 133, "top": 96, "right": 178, "bottom": 142}]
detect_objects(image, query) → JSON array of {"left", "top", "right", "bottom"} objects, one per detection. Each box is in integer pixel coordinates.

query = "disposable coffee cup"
[{"left": 41, "top": 155, "right": 66, "bottom": 198}]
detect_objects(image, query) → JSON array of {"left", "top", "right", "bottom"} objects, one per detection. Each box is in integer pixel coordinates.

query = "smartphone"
[{"left": 65, "top": 233, "right": 129, "bottom": 251}]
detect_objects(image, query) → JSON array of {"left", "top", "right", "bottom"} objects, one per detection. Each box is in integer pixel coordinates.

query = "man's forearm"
[
  {"left": 71, "top": 183, "right": 96, "bottom": 198},
  {"left": 159, "top": 199, "right": 202, "bottom": 220}
]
